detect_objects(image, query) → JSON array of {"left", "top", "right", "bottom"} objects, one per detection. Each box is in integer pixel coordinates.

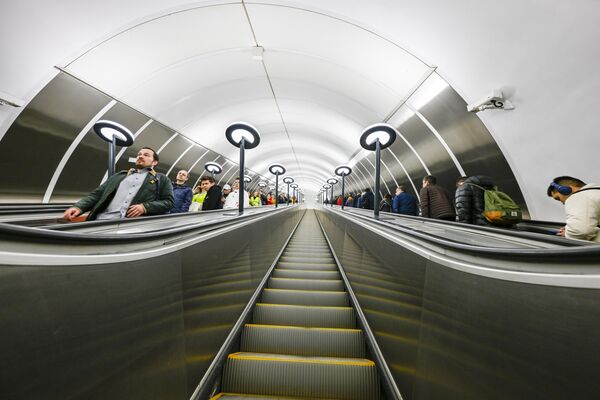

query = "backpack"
[{"left": 469, "top": 183, "right": 522, "bottom": 225}]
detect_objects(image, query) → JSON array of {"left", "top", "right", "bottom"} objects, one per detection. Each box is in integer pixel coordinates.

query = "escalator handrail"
[
  {"left": 0, "top": 206, "right": 295, "bottom": 244},
  {"left": 323, "top": 207, "right": 600, "bottom": 261}
]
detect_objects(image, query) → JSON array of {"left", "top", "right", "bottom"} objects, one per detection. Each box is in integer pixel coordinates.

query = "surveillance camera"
[
  {"left": 0, "top": 90, "right": 25, "bottom": 108},
  {"left": 467, "top": 89, "right": 514, "bottom": 112}
]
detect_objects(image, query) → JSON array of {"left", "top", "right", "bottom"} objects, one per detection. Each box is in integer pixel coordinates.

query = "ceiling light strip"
[
  {"left": 410, "top": 105, "right": 466, "bottom": 176},
  {"left": 216, "top": 164, "right": 237, "bottom": 187},
  {"left": 43, "top": 100, "right": 117, "bottom": 203},
  {"left": 166, "top": 143, "right": 195, "bottom": 177},
  {"left": 364, "top": 156, "right": 391, "bottom": 195},
  {"left": 384, "top": 66, "right": 437, "bottom": 122},
  {"left": 386, "top": 147, "right": 420, "bottom": 196},
  {"left": 157, "top": 132, "right": 178, "bottom": 154},
  {"left": 187, "top": 149, "right": 210, "bottom": 174}
]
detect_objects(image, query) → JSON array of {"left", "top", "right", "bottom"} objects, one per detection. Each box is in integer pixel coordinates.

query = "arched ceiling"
[
  {"left": 59, "top": 2, "right": 432, "bottom": 195},
  {"left": 1, "top": 0, "right": 599, "bottom": 220}
]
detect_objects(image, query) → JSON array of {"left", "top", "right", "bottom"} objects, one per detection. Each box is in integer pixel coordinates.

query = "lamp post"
[
  {"left": 282, "top": 176, "right": 294, "bottom": 205},
  {"left": 323, "top": 184, "right": 331, "bottom": 205},
  {"left": 204, "top": 161, "right": 222, "bottom": 178},
  {"left": 335, "top": 165, "right": 353, "bottom": 210},
  {"left": 290, "top": 183, "right": 298, "bottom": 204},
  {"left": 359, "top": 123, "right": 397, "bottom": 218},
  {"left": 326, "top": 178, "right": 338, "bottom": 207},
  {"left": 93, "top": 120, "right": 134, "bottom": 177},
  {"left": 269, "top": 164, "right": 286, "bottom": 208},
  {"left": 225, "top": 122, "right": 260, "bottom": 215}
]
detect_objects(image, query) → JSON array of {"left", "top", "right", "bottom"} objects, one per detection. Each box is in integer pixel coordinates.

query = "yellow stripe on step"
[
  {"left": 245, "top": 323, "right": 361, "bottom": 332},
  {"left": 255, "top": 303, "right": 352, "bottom": 310},
  {"left": 228, "top": 353, "right": 375, "bottom": 367}
]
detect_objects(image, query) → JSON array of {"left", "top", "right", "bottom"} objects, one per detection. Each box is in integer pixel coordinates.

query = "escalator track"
[{"left": 210, "top": 211, "right": 382, "bottom": 399}]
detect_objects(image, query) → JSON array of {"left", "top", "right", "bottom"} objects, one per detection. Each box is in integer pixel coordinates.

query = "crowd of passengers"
[
  {"left": 63, "top": 147, "right": 600, "bottom": 243},
  {"left": 62, "top": 147, "right": 294, "bottom": 220}
]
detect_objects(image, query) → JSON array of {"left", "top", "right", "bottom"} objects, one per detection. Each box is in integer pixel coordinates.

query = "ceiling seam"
[{"left": 242, "top": 1, "right": 304, "bottom": 183}]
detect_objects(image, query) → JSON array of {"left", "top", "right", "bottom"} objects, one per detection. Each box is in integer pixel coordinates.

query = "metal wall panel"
[
  {"left": 420, "top": 87, "right": 527, "bottom": 213},
  {"left": 0, "top": 73, "right": 109, "bottom": 202},
  {"left": 51, "top": 103, "right": 149, "bottom": 202}
]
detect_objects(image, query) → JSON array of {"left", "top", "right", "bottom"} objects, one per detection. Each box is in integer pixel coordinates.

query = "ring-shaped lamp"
[
  {"left": 258, "top": 181, "right": 267, "bottom": 188},
  {"left": 243, "top": 175, "right": 252, "bottom": 183},
  {"left": 204, "top": 161, "right": 223, "bottom": 175},
  {"left": 335, "top": 165, "right": 352, "bottom": 177},
  {"left": 225, "top": 122, "right": 260, "bottom": 149},
  {"left": 359, "top": 123, "right": 397, "bottom": 151},
  {"left": 327, "top": 178, "right": 338, "bottom": 185},
  {"left": 323, "top": 184, "right": 331, "bottom": 189},
  {"left": 269, "top": 164, "right": 286, "bottom": 176},
  {"left": 290, "top": 183, "right": 298, "bottom": 188},
  {"left": 282, "top": 177, "right": 294, "bottom": 184},
  {"left": 269, "top": 185, "right": 275, "bottom": 190},
  {"left": 94, "top": 120, "right": 134, "bottom": 146}
]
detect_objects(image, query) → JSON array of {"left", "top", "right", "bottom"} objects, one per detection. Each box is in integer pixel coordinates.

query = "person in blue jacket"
[
  {"left": 392, "top": 185, "right": 418, "bottom": 216},
  {"left": 170, "top": 169, "right": 193, "bottom": 213}
]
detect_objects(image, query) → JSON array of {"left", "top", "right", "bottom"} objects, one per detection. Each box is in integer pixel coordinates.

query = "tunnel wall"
[{"left": 316, "top": 208, "right": 600, "bottom": 400}]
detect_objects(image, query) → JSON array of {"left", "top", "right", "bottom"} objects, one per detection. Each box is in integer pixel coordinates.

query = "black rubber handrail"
[
  {"left": 0, "top": 207, "right": 291, "bottom": 244},
  {"left": 323, "top": 207, "right": 600, "bottom": 261}
]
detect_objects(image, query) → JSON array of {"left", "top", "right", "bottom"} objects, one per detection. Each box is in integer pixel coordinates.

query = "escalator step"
[
  {"left": 268, "top": 277, "right": 344, "bottom": 291},
  {"left": 241, "top": 324, "right": 366, "bottom": 358},
  {"left": 262, "top": 288, "right": 349, "bottom": 307},
  {"left": 221, "top": 352, "right": 381, "bottom": 399},
  {"left": 279, "top": 256, "right": 334, "bottom": 264},
  {"left": 272, "top": 269, "right": 340, "bottom": 280},
  {"left": 253, "top": 304, "right": 356, "bottom": 328},
  {"left": 276, "top": 262, "right": 337, "bottom": 271},
  {"left": 210, "top": 394, "right": 309, "bottom": 399}
]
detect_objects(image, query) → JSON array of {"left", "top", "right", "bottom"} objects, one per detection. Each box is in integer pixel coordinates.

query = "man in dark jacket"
[
  {"left": 170, "top": 169, "right": 192, "bottom": 213},
  {"left": 419, "top": 175, "right": 455, "bottom": 221},
  {"left": 392, "top": 186, "right": 418, "bottom": 215},
  {"left": 63, "top": 147, "right": 174, "bottom": 221},
  {"left": 455, "top": 175, "right": 496, "bottom": 225},
  {"left": 200, "top": 176, "right": 223, "bottom": 210},
  {"left": 361, "top": 188, "right": 375, "bottom": 210}
]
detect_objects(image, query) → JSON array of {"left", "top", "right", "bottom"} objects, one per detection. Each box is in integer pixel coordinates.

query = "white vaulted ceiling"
[{"left": 63, "top": 2, "right": 432, "bottom": 190}]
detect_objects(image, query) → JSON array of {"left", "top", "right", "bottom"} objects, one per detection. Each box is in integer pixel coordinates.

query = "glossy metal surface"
[
  {"left": 317, "top": 207, "right": 600, "bottom": 400},
  {"left": 0, "top": 73, "right": 109, "bottom": 202},
  {"left": 0, "top": 208, "right": 302, "bottom": 400}
]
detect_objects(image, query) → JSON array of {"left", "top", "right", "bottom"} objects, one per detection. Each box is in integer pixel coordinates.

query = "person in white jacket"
[
  {"left": 223, "top": 177, "right": 250, "bottom": 209},
  {"left": 547, "top": 176, "right": 600, "bottom": 242}
]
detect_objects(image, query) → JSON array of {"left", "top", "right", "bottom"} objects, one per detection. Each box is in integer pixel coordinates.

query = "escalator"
[{"left": 210, "top": 211, "right": 382, "bottom": 399}]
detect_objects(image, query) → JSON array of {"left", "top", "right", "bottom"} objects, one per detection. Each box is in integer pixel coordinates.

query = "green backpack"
[{"left": 469, "top": 183, "right": 522, "bottom": 225}]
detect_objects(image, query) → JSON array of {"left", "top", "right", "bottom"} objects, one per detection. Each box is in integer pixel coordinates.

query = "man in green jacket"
[{"left": 63, "top": 147, "right": 174, "bottom": 221}]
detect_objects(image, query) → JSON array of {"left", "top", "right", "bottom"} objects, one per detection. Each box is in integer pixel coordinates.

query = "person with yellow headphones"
[{"left": 547, "top": 176, "right": 600, "bottom": 242}]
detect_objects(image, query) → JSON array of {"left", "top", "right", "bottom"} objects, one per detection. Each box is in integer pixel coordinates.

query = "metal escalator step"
[
  {"left": 285, "top": 245, "right": 329, "bottom": 250},
  {"left": 210, "top": 394, "right": 311, "bottom": 399},
  {"left": 276, "top": 262, "right": 337, "bottom": 271},
  {"left": 279, "top": 256, "right": 334, "bottom": 264},
  {"left": 241, "top": 324, "right": 366, "bottom": 358},
  {"left": 268, "top": 278, "right": 344, "bottom": 291},
  {"left": 281, "top": 252, "right": 332, "bottom": 259},
  {"left": 272, "top": 269, "right": 340, "bottom": 280},
  {"left": 262, "top": 288, "right": 349, "bottom": 307},
  {"left": 253, "top": 304, "right": 356, "bottom": 328},
  {"left": 221, "top": 352, "right": 381, "bottom": 399}
]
